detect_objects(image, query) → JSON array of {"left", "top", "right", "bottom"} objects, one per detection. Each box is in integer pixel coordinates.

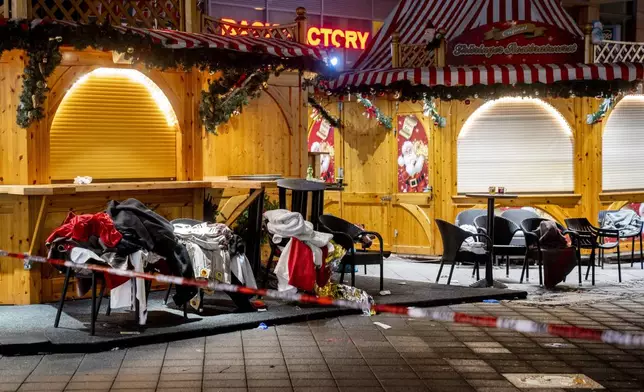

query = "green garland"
[
  {"left": 586, "top": 96, "right": 615, "bottom": 125},
  {"left": 306, "top": 74, "right": 640, "bottom": 102},
  {"left": 422, "top": 95, "right": 446, "bottom": 128},
  {"left": 356, "top": 93, "right": 393, "bottom": 131},
  {"left": 0, "top": 19, "right": 323, "bottom": 132},
  {"left": 307, "top": 96, "right": 340, "bottom": 128},
  {"left": 200, "top": 69, "right": 271, "bottom": 134}
]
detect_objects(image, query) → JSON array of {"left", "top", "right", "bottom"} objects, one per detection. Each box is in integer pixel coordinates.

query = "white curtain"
[
  {"left": 603, "top": 95, "right": 644, "bottom": 191},
  {"left": 457, "top": 97, "right": 574, "bottom": 194}
]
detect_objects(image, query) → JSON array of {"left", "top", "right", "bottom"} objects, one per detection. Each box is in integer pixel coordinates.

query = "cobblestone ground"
[{"left": 2, "top": 298, "right": 644, "bottom": 392}]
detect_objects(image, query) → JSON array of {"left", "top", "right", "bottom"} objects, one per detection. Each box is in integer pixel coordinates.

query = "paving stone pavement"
[{"left": 3, "top": 298, "right": 644, "bottom": 392}]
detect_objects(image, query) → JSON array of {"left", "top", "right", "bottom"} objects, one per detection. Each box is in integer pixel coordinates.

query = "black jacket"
[{"left": 106, "top": 198, "right": 197, "bottom": 305}]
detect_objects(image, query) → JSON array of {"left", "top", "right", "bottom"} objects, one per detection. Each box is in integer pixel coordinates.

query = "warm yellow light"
[
  {"left": 65, "top": 68, "right": 178, "bottom": 127},
  {"left": 459, "top": 96, "right": 572, "bottom": 139}
]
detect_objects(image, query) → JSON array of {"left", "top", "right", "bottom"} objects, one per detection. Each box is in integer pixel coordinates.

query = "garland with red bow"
[{"left": 356, "top": 94, "right": 393, "bottom": 131}]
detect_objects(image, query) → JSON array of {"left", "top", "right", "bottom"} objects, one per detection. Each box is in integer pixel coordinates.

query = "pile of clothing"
[
  {"left": 602, "top": 210, "right": 643, "bottom": 238},
  {"left": 173, "top": 221, "right": 256, "bottom": 310},
  {"left": 46, "top": 198, "right": 198, "bottom": 325},
  {"left": 264, "top": 209, "right": 373, "bottom": 313}
]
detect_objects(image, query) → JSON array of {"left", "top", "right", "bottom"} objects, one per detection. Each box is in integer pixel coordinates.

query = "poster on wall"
[
  {"left": 308, "top": 120, "right": 335, "bottom": 183},
  {"left": 447, "top": 21, "right": 583, "bottom": 66},
  {"left": 397, "top": 115, "right": 429, "bottom": 193}
]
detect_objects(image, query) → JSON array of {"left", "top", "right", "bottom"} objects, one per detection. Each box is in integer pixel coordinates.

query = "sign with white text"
[{"left": 447, "top": 21, "right": 583, "bottom": 66}]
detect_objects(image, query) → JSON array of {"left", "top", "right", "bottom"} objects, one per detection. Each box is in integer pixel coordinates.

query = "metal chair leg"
[
  {"left": 96, "top": 278, "right": 106, "bottom": 315},
  {"left": 446, "top": 261, "right": 456, "bottom": 285},
  {"left": 164, "top": 283, "right": 173, "bottom": 305},
  {"left": 264, "top": 247, "right": 275, "bottom": 288},
  {"left": 617, "top": 242, "right": 622, "bottom": 283},
  {"left": 640, "top": 234, "right": 643, "bottom": 269},
  {"left": 576, "top": 246, "right": 582, "bottom": 286},
  {"left": 436, "top": 258, "right": 445, "bottom": 283},
  {"left": 91, "top": 272, "right": 97, "bottom": 336},
  {"left": 379, "top": 261, "right": 384, "bottom": 291},
  {"left": 519, "top": 256, "right": 528, "bottom": 284},
  {"left": 591, "top": 246, "right": 596, "bottom": 286},
  {"left": 538, "top": 249, "right": 543, "bottom": 287},
  {"left": 506, "top": 255, "right": 510, "bottom": 278},
  {"left": 54, "top": 267, "right": 72, "bottom": 328},
  {"left": 631, "top": 237, "right": 635, "bottom": 267},
  {"left": 351, "top": 265, "right": 356, "bottom": 287}
]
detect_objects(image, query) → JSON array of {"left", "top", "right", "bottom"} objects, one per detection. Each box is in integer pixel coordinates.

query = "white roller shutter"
[
  {"left": 457, "top": 97, "right": 574, "bottom": 194},
  {"left": 603, "top": 95, "right": 644, "bottom": 192}
]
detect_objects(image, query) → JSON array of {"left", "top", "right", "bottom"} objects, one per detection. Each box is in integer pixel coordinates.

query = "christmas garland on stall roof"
[
  {"left": 0, "top": 19, "right": 308, "bottom": 133},
  {"left": 307, "top": 96, "right": 340, "bottom": 128},
  {"left": 303, "top": 73, "right": 641, "bottom": 102}
]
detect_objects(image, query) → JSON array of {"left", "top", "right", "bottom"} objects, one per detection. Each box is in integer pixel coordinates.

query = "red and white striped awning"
[
  {"left": 42, "top": 19, "right": 327, "bottom": 62},
  {"left": 354, "top": 0, "right": 582, "bottom": 71},
  {"left": 329, "top": 63, "right": 644, "bottom": 90}
]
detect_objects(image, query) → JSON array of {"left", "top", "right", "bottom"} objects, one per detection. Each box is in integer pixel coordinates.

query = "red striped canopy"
[
  {"left": 329, "top": 63, "right": 644, "bottom": 90},
  {"left": 354, "top": 0, "right": 582, "bottom": 71},
  {"left": 44, "top": 19, "right": 327, "bottom": 62}
]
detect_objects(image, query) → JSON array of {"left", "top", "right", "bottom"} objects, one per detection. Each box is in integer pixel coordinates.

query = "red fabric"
[
  {"left": 287, "top": 238, "right": 316, "bottom": 292},
  {"left": 316, "top": 246, "right": 331, "bottom": 288},
  {"left": 103, "top": 273, "right": 129, "bottom": 290},
  {"left": 46, "top": 212, "right": 122, "bottom": 248}
]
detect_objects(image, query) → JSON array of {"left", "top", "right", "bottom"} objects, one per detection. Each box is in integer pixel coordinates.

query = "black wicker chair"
[
  {"left": 520, "top": 218, "right": 582, "bottom": 286},
  {"left": 501, "top": 209, "right": 540, "bottom": 246},
  {"left": 564, "top": 218, "right": 618, "bottom": 285},
  {"left": 455, "top": 209, "right": 486, "bottom": 227},
  {"left": 598, "top": 210, "right": 643, "bottom": 270},
  {"left": 474, "top": 215, "right": 526, "bottom": 278},
  {"left": 434, "top": 219, "right": 492, "bottom": 285},
  {"left": 318, "top": 214, "right": 390, "bottom": 291}
]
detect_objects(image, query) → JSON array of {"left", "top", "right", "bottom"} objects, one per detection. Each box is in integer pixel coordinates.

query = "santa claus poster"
[
  {"left": 397, "top": 115, "right": 429, "bottom": 193},
  {"left": 308, "top": 119, "right": 335, "bottom": 183}
]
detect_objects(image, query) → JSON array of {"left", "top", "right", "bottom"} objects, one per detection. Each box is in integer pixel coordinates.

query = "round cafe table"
[{"left": 464, "top": 193, "right": 518, "bottom": 288}]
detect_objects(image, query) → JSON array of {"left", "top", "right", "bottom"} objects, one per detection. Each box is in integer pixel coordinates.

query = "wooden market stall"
[
  {"left": 307, "top": 0, "right": 644, "bottom": 258},
  {"left": 0, "top": 2, "right": 325, "bottom": 305}
]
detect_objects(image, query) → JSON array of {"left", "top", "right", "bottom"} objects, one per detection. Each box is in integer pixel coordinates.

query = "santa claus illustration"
[
  {"left": 310, "top": 142, "right": 333, "bottom": 182},
  {"left": 398, "top": 141, "right": 426, "bottom": 192}
]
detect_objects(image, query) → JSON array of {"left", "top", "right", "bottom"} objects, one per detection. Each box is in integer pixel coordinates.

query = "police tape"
[{"left": 2, "top": 249, "right": 644, "bottom": 347}]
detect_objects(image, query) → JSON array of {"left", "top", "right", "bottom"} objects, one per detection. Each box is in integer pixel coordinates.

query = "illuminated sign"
[
  {"left": 221, "top": 18, "right": 369, "bottom": 50},
  {"left": 307, "top": 27, "right": 369, "bottom": 50}
]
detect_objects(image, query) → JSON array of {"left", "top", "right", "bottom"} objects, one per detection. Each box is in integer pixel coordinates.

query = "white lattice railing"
[
  {"left": 594, "top": 40, "right": 644, "bottom": 63},
  {"left": 399, "top": 44, "right": 435, "bottom": 68}
]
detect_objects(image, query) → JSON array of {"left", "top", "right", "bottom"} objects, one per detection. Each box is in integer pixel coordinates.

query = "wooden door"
[{"left": 338, "top": 100, "right": 394, "bottom": 250}]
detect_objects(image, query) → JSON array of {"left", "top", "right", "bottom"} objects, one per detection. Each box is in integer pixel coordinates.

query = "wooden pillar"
[
  {"left": 391, "top": 32, "right": 400, "bottom": 68},
  {"left": 184, "top": 0, "right": 201, "bottom": 33},
  {"left": 436, "top": 29, "right": 447, "bottom": 67},
  {"left": 295, "top": 7, "right": 308, "bottom": 45},
  {"left": 10, "top": 0, "right": 28, "bottom": 18},
  {"left": 576, "top": 97, "right": 602, "bottom": 224},
  {"left": 584, "top": 24, "right": 594, "bottom": 64}
]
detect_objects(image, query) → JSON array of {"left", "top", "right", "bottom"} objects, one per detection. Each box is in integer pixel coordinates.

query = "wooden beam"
[
  {"left": 28, "top": 196, "right": 47, "bottom": 255},
  {"left": 225, "top": 189, "right": 263, "bottom": 226}
]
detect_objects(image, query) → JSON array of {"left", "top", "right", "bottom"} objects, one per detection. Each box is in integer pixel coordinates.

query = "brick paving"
[{"left": 2, "top": 298, "right": 644, "bottom": 392}]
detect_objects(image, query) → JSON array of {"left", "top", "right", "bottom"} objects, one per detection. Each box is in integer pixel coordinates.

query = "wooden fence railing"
[
  {"left": 399, "top": 44, "right": 435, "bottom": 68},
  {"left": 28, "top": 0, "right": 185, "bottom": 30},
  {"left": 594, "top": 40, "right": 644, "bottom": 63},
  {"left": 202, "top": 15, "right": 297, "bottom": 41},
  {"left": 201, "top": 7, "right": 308, "bottom": 44}
]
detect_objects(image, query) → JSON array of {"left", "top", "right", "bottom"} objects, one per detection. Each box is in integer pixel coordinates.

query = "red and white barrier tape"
[{"left": 2, "top": 250, "right": 644, "bottom": 347}]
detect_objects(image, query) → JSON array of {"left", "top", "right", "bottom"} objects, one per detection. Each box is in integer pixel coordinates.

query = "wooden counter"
[{"left": 0, "top": 179, "right": 278, "bottom": 196}]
